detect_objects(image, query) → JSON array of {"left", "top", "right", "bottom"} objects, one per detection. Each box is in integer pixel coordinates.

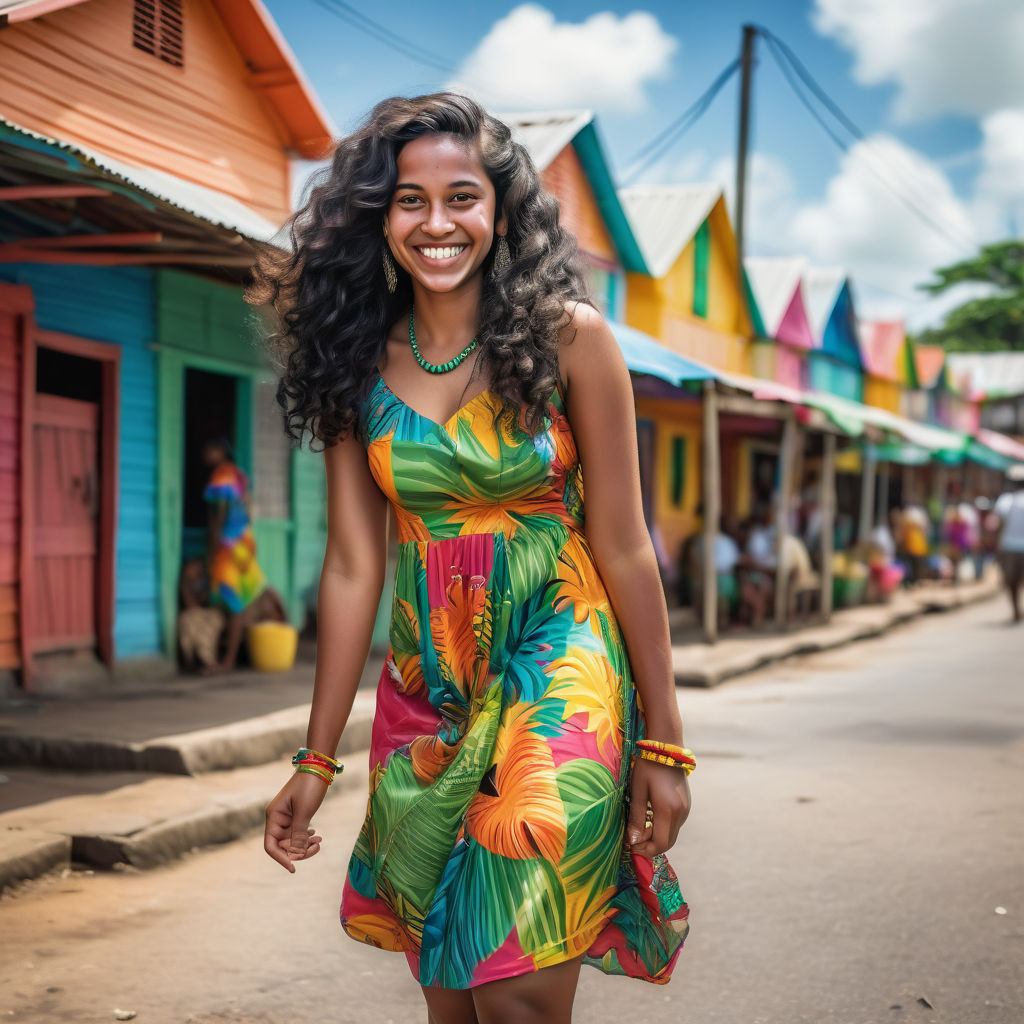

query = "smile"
[{"left": 415, "top": 245, "right": 467, "bottom": 262}]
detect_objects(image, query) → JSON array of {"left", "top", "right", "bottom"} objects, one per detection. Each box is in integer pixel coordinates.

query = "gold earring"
[{"left": 492, "top": 234, "right": 511, "bottom": 276}]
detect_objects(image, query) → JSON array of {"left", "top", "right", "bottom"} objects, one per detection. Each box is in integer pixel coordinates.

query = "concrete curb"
[
  {"left": 0, "top": 702, "right": 375, "bottom": 776},
  {"left": 671, "top": 581, "right": 1000, "bottom": 688},
  {"left": 1, "top": 755, "right": 370, "bottom": 892}
]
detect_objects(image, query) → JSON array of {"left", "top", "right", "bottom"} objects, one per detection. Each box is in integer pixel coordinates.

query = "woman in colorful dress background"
[
  {"left": 251, "top": 93, "right": 695, "bottom": 1022},
  {"left": 201, "top": 438, "right": 286, "bottom": 672}
]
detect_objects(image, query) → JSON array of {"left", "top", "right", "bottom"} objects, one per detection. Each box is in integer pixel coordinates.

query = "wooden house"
[
  {"left": 503, "top": 110, "right": 647, "bottom": 318},
  {"left": 858, "top": 319, "right": 915, "bottom": 415},
  {"left": 0, "top": 0, "right": 333, "bottom": 688},
  {"left": 804, "top": 268, "right": 863, "bottom": 402},
  {"left": 744, "top": 257, "right": 814, "bottom": 391},
  {"left": 617, "top": 184, "right": 754, "bottom": 558}
]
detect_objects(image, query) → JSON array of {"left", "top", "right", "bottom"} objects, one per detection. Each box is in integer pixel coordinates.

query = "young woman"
[{"left": 251, "top": 93, "right": 693, "bottom": 1023}]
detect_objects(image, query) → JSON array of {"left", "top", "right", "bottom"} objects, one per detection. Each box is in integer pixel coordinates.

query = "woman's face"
[{"left": 386, "top": 133, "right": 504, "bottom": 296}]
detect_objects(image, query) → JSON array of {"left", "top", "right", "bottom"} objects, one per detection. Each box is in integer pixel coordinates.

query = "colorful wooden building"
[
  {"left": 744, "top": 257, "right": 814, "bottom": 391},
  {"left": 858, "top": 319, "right": 916, "bottom": 415},
  {"left": 0, "top": 0, "right": 333, "bottom": 688},
  {"left": 503, "top": 110, "right": 648, "bottom": 318},
  {"left": 804, "top": 268, "right": 864, "bottom": 402}
]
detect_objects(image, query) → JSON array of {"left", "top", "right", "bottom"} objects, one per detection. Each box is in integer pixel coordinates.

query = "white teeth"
[{"left": 420, "top": 245, "right": 465, "bottom": 260}]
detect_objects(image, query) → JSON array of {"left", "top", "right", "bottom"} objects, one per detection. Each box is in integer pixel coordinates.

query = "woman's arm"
[
  {"left": 560, "top": 304, "right": 690, "bottom": 857},
  {"left": 264, "top": 431, "right": 387, "bottom": 872},
  {"left": 305, "top": 433, "right": 389, "bottom": 756}
]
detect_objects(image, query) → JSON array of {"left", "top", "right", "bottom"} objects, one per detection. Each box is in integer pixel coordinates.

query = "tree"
[{"left": 914, "top": 241, "right": 1024, "bottom": 352}]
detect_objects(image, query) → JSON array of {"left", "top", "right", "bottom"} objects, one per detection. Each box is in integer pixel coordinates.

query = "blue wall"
[{"left": 0, "top": 265, "right": 160, "bottom": 660}]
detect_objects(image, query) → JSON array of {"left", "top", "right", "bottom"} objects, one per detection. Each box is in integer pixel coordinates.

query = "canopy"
[{"left": 607, "top": 321, "right": 716, "bottom": 386}]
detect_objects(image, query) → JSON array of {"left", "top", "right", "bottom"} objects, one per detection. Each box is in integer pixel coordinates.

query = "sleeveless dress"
[{"left": 339, "top": 368, "right": 689, "bottom": 989}]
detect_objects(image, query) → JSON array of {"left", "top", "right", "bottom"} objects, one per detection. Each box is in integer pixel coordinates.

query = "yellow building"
[{"left": 619, "top": 185, "right": 755, "bottom": 560}]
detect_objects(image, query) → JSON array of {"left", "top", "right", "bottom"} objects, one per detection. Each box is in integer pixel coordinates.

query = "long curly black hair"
[{"left": 246, "top": 92, "right": 591, "bottom": 447}]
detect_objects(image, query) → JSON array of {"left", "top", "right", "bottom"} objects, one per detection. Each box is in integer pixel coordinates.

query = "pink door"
[{"left": 32, "top": 393, "right": 99, "bottom": 653}]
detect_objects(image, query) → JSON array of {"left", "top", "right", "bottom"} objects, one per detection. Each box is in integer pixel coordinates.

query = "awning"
[
  {"left": 0, "top": 116, "right": 282, "bottom": 243},
  {"left": 608, "top": 321, "right": 715, "bottom": 386}
]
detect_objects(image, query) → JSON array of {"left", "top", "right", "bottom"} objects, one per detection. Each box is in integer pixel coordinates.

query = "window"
[
  {"left": 133, "top": 0, "right": 184, "bottom": 68},
  {"left": 692, "top": 220, "right": 709, "bottom": 318},
  {"left": 670, "top": 435, "right": 687, "bottom": 507}
]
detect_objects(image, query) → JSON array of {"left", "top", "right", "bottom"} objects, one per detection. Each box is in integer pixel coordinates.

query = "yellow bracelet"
[{"left": 635, "top": 749, "right": 696, "bottom": 776}]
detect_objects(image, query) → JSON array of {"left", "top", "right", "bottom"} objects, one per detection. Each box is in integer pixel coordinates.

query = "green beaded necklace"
[{"left": 408, "top": 310, "right": 478, "bottom": 375}]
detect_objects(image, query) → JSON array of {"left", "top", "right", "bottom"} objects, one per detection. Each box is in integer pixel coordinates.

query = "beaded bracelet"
[
  {"left": 635, "top": 745, "right": 696, "bottom": 776},
  {"left": 636, "top": 739, "right": 696, "bottom": 769},
  {"left": 291, "top": 747, "right": 344, "bottom": 785}
]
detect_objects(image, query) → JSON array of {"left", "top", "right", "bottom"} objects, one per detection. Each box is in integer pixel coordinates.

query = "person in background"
[
  {"left": 899, "top": 504, "right": 930, "bottom": 584},
  {"left": 201, "top": 437, "right": 287, "bottom": 672},
  {"left": 177, "top": 556, "right": 225, "bottom": 671},
  {"left": 689, "top": 512, "right": 741, "bottom": 630},
  {"left": 994, "top": 470, "right": 1024, "bottom": 623}
]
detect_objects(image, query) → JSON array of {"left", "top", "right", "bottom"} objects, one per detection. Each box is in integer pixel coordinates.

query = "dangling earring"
[
  {"left": 382, "top": 246, "right": 398, "bottom": 294},
  {"left": 492, "top": 233, "right": 511, "bottom": 277},
  {"left": 382, "top": 219, "right": 397, "bottom": 294}
]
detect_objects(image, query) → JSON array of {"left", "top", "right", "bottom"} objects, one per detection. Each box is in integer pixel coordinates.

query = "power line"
[
  {"left": 312, "top": 0, "right": 456, "bottom": 76},
  {"left": 622, "top": 59, "right": 741, "bottom": 183},
  {"left": 756, "top": 27, "right": 977, "bottom": 256}
]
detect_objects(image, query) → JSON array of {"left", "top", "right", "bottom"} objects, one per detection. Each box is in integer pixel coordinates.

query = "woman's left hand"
[{"left": 627, "top": 756, "right": 691, "bottom": 859}]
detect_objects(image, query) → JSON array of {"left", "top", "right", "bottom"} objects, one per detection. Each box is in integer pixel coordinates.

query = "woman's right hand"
[{"left": 264, "top": 770, "right": 329, "bottom": 872}]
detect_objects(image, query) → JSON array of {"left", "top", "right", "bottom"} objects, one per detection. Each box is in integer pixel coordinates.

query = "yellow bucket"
[{"left": 247, "top": 621, "right": 298, "bottom": 673}]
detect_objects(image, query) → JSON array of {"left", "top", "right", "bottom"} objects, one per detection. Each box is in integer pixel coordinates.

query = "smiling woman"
[{"left": 247, "top": 93, "right": 693, "bottom": 1024}]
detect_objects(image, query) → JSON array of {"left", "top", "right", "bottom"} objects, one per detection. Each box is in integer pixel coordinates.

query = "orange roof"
[
  {"left": 5, "top": 0, "right": 335, "bottom": 160},
  {"left": 913, "top": 345, "right": 946, "bottom": 390},
  {"left": 213, "top": 0, "right": 335, "bottom": 159}
]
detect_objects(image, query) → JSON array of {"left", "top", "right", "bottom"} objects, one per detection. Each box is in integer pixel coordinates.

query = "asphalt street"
[{"left": 1, "top": 597, "right": 1022, "bottom": 1024}]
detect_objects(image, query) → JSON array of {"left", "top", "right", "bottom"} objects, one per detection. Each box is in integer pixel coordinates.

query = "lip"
[{"left": 412, "top": 244, "right": 469, "bottom": 265}]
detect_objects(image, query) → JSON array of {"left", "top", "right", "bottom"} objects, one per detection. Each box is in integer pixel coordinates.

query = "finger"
[
  {"left": 264, "top": 831, "right": 296, "bottom": 872},
  {"left": 627, "top": 778, "right": 650, "bottom": 846}
]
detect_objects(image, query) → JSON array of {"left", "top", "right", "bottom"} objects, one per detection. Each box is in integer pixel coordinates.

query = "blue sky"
[{"left": 264, "top": 0, "right": 1024, "bottom": 329}]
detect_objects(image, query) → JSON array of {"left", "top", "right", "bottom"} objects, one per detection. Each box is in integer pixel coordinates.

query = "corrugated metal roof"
[
  {"left": 502, "top": 110, "right": 594, "bottom": 172},
  {"left": 744, "top": 257, "right": 806, "bottom": 337},
  {"left": 619, "top": 184, "right": 720, "bottom": 279},
  {"left": 0, "top": 116, "right": 282, "bottom": 243},
  {"left": 802, "top": 266, "right": 847, "bottom": 342},
  {"left": 947, "top": 352, "right": 1024, "bottom": 400}
]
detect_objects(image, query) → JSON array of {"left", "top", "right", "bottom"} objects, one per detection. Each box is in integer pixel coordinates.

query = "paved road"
[{"left": 2, "top": 598, "right": 1022, "bottom": 1024}]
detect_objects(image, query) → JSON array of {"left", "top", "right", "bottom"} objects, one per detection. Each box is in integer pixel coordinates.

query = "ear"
[{"left": 495, "top": 209, "right": 507, "bottom": 237}]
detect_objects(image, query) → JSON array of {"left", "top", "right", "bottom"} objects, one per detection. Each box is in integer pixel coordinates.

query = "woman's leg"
[
  {"left": 472, "top": 955, "right": 584, "bottom": 1024},
  {"left": 422, "top": 985, "right": 478, "bottom": 1024}
]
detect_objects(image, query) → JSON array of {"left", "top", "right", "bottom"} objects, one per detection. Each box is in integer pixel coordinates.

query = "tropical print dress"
[
  {"left": 203, "top": 462, "right": 267, "bottom": 615},
  {"left": 340, "top": 368, "right": 689, "bottom": 989}
]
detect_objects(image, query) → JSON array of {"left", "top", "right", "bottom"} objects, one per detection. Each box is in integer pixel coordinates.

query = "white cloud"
[
  {"left": 707, "top": 152, "right": 799, "bottom": 255},
  {"left": 771, "top": 135, "right": 977, "bottom": 326},
  {"left": 973, "top": 108, "right": 1024, "bottom": 237},
  {"left": 450, "top": 4, "right": 677, "bottom": 113},
  {"left": 813, "top": 0, "right": 1024, "bottom": 122}
]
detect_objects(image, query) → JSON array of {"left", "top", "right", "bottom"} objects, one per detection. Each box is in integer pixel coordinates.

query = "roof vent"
[{"left": 133, "top": 0, "right": 184, "bottom": 68}]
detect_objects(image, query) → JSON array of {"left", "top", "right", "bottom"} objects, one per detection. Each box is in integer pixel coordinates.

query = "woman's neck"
[{"left": 409, "top": 279, "right": 482, "bottom": 355}]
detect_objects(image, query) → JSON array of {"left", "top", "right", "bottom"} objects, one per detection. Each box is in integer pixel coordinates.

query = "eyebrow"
[{"left": 394, "top": 180, "right": 483, "bottom": 191}]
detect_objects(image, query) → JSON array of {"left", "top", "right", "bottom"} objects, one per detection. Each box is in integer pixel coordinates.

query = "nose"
[{"left": 422, "top": 201, "right": 454, "bottom": 237}]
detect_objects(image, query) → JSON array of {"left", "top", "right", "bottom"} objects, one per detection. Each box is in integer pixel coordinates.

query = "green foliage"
[{"left": 915, "top": 241, "right": 1024, "bottom": 352}]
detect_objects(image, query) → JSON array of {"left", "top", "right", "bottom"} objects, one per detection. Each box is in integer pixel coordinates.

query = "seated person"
[
  {"left": 178, "top": 557, "right": 226, "bottom": 672},
  {"left": 689, "top": 514, "right": 742, "bottom": 628}
]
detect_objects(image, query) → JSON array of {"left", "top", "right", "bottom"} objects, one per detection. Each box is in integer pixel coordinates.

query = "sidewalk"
[{"left": 0, "top": 575, "right": 1001, "bottom": 891}]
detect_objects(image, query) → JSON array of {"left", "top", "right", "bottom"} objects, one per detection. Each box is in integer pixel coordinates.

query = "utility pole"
[{"left": 735, "top": 24, "right": 757, "bottom": 270}]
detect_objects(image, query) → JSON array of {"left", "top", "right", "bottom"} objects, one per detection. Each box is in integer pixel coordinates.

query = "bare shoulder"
[{"left": 557, "top": 300, "right": 627, "bottom": 391}]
